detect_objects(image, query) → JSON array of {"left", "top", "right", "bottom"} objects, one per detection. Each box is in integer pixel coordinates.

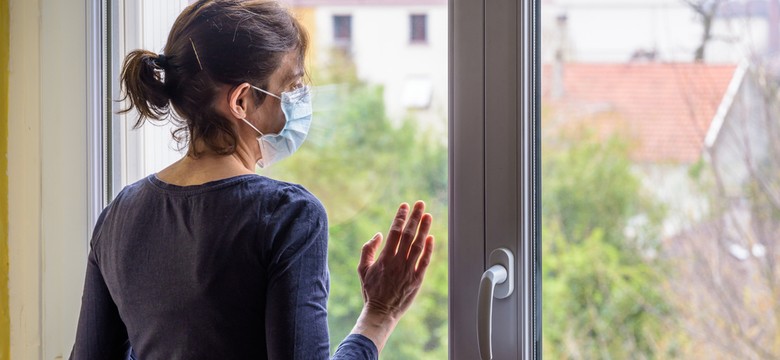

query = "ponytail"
[{"left": 119, "top": 50, "right": 171, "bottom": 128}]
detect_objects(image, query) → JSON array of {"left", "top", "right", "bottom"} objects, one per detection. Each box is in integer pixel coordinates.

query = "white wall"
[
  {"left": 9, "top": 0, "right": 90, "bottom": 358},
  {"left": 634, "top": 164, "right": 709, "bottom": 238},
  {"left": 709, "top": 68, "right": 773, "bottom": 195},
  {"left": 313, "top": 5, "right": 448, "bottom": 138}
]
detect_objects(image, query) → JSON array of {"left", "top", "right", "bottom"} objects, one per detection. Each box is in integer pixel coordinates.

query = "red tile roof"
[{"left": 542, "top": 62, "right": 738, "bottom": 164}]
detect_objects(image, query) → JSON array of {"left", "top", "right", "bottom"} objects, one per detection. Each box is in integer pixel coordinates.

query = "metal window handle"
[{"left": 477, "top": 248, "right": 515, "bottom": 360}]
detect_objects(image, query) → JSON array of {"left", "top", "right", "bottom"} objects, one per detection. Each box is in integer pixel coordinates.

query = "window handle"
[{"left": 477, "top": 248, "right": 515, "bottom": 360}]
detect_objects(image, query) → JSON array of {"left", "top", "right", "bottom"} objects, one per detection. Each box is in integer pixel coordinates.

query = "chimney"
[{"left": 552, "top": 13, "right": 568, "bottom": 100}]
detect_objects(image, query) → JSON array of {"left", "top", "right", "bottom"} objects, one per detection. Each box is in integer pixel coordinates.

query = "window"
[
  {"left": 112, "top": 1, "right": 453, "bottom": 359},
  {"left": 333, "top": 15, "right": 351, "bottom": 43},
  {"left": 541, "top": 1, "right": 779, "bottom": 359},
  {"left": 100, "top": 0, "right": 536, "bottom": 359},
  {"left": 410, "top": 14, "right": 426, "bottom": 43},
  {"left": 25, "top": 0, "right": 542, "bottom": 358},
  {"left": 63, "top": 0, "right": 780, "bottom": 358}
]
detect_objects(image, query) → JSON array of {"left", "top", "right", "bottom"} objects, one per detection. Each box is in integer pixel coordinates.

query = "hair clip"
[{"left": 189, "top": 37, "right": 204, "bottom": 71}]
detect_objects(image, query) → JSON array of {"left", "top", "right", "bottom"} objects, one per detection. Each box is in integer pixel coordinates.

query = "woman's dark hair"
[{"left": 119, "top": 0, "right": 309, "bottom": 156}]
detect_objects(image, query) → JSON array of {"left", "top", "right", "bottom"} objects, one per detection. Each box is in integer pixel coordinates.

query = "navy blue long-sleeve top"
[{"left": 70, "top": 174, "right": 378, "bottom": 360}]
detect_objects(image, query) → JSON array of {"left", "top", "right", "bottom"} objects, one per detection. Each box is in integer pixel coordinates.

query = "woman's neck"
[{"left": 156, "top": 144, "right": 258, "bottom": 186}]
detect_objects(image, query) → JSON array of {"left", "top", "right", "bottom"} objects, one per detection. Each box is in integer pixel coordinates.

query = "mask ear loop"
[
  {"left": 241, "top": 85, "right": 280, "bottom": 135},
  {"left": 240, "top": 117, "right": 267, "bottom": 166},
  {"left": 241, "top": 118, "right": 265, "bottom": 136},
  {"left": 251, "top": 85, "right": 282, "bottom": 100}
]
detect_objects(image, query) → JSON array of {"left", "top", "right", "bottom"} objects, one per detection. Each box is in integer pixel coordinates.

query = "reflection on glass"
[{"left": 542, "top": 0, "right": 780, "bottom": 358}]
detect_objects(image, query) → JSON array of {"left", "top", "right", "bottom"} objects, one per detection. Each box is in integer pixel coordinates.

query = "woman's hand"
[
  {"left": 358, "top": 201, "right": 434, "bottom": 317},
  {"left": 350, "top": 201, "right": 435, "bottom": 353}
]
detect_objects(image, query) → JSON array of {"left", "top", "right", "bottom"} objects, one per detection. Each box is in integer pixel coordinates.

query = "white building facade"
[{"left": 289, "top": 0, "right": 449, "bottom": 138}]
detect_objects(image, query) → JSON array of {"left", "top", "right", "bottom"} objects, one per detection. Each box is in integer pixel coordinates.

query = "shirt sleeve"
[
  {"left": 70, "top": 210, "right": 131, "bottom": 360},
  {"left": 332, "top": 334, "right": 378, "bottom": 359},
  {"left": 263, "top": 186, "right": 377, "bottom": 360}
]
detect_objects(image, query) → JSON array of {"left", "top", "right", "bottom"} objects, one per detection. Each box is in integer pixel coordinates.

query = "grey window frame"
[{"left": 449, "top": 0, "right": 540, "bottom": 358}]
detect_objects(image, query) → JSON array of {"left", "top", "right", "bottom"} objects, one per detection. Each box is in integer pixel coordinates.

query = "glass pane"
[
  {"left": 275, "top": 4, "right": 448, "bottom": 358},
  {"left": 541, "top": 0, "right": 779, "bottom": 358},
  {"left": 115, "top": 1, "right": 448, "bottom": 358}
]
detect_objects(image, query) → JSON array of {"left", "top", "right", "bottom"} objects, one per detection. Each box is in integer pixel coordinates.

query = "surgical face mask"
[{"left": 241, "top": 85, "right": 312, "bottom": 168}]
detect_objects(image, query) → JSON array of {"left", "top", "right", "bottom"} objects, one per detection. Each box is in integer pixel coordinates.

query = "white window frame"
[
  {"left": 88, "top": 0, "right": 108, "bottom": 243},
  {"left": 109, "top": 0, "right": 192, "bottom": 197}
]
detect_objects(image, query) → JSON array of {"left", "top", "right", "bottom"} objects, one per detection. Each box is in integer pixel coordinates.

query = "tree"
[
  {"left": 541, "top": 120, "right": 677, "bottom": 359},
  {"left": 265, "top": 53, "right": 449, "bottom": 359},
  {"left": 684, "top": 0, "right": 728, "bottom": 62}
]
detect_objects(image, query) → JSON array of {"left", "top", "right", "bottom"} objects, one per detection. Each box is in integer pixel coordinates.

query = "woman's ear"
[{"left": 228, "top": 83, "right": 253, "bottom": 120}]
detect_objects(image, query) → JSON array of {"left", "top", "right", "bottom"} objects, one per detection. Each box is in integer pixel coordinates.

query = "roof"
[{"left": 542, "top": 62, "right": 738, "bottom": 164}]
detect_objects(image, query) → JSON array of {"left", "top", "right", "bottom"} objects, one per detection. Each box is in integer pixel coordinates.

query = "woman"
[{"left": 70, "top": 0, "right": 435, "bottom": 359}]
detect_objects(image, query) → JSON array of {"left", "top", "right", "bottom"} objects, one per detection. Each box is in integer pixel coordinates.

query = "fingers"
[
  {"left": 406, "top": 213, "right": 432, "bottom": 261},
  {"left": 415, "top": 235, "right": 435, "bottom": 276},
  {"left": 358, "top": 233, "right": 382, "bottom": 277},
  {"left": 379, "top": 203, "right": 409, "bottom": 260},
  {"left": 397, "top": 201, "right": 426, "bottom": 258}
]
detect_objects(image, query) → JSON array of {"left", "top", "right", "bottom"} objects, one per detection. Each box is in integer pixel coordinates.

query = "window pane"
[
  {"left": 410, "top": 14, "right": 427, "bottom": 43},
  {"left": 333, "top": 15, "right": 351, "bottom": 41},
  {"left": 542, "top": 1, "right": 779, "bottom": 358},
  {"left": 115, "top": 1, "right": 448, "bottom": 358},
  {"left": 279, "top": 4, "right": 448, "bottom": 358}
]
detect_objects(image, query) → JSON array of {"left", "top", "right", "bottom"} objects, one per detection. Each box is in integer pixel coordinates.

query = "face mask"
[{"left": 241, "top": 85, "right": 312, "bottom": 168}]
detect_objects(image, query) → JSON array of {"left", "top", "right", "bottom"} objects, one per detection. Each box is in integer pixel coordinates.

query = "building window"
[
  {"left": 410, "top": 14, "right": 427, "bottom": 43},
  {"left": 333, "top": 15, "right": 352, "bottom": 43}
]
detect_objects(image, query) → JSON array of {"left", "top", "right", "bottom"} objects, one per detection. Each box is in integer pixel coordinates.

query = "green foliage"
[
  {"left": 542, "top": 132, "right": 674, "bottom": 359},
  {"left": 264, "top": 57, "right": 448, "bottom": 359},
  {"left": 687, "top": 158, "right": 706, "bottom": 180}
]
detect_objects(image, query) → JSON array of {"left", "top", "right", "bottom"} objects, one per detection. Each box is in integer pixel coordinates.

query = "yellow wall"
[
  {"left": 0, "top": 0, "right": 9, "bottom": 357},
  {"left": 292, "top": 6, "right": 317, "bottom": 74},
  {"left": 8, "top": 0, "right": 42, "bottom": 357}
]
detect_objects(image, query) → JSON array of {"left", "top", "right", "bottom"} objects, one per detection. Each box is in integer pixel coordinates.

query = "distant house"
[
  {"left": 659, "top": 62, "right": 780, "bottom": 358},
  {"left": 542, "top": 62, "right": 743, "bottom": 236},
  {"left": 283, "top": 0, "right": 448, "bottom": 136}
]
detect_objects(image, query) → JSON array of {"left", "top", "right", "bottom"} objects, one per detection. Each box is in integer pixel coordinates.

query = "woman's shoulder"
[
  {"left": 106, "top": 173, "right": 325, "bottom": 219},
  {"left": 186, "top": 174, "right": 326, "bottom": 221},
  {"left": 256, "top": 177, "right": 326, "bottom": 218}
]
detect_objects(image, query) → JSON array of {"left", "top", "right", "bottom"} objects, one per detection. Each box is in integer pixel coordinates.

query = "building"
[
  {"left": 542, "top": 61, "right": 741, "bottom": 236},
  {"left": 285, "top": 0, "right": 448, "bottom": 137}
]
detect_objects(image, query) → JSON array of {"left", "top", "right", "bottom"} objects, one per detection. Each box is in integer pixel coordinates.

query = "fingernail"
[{"left": 373, "top": 232, "right": 381, "bottom": 240}]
